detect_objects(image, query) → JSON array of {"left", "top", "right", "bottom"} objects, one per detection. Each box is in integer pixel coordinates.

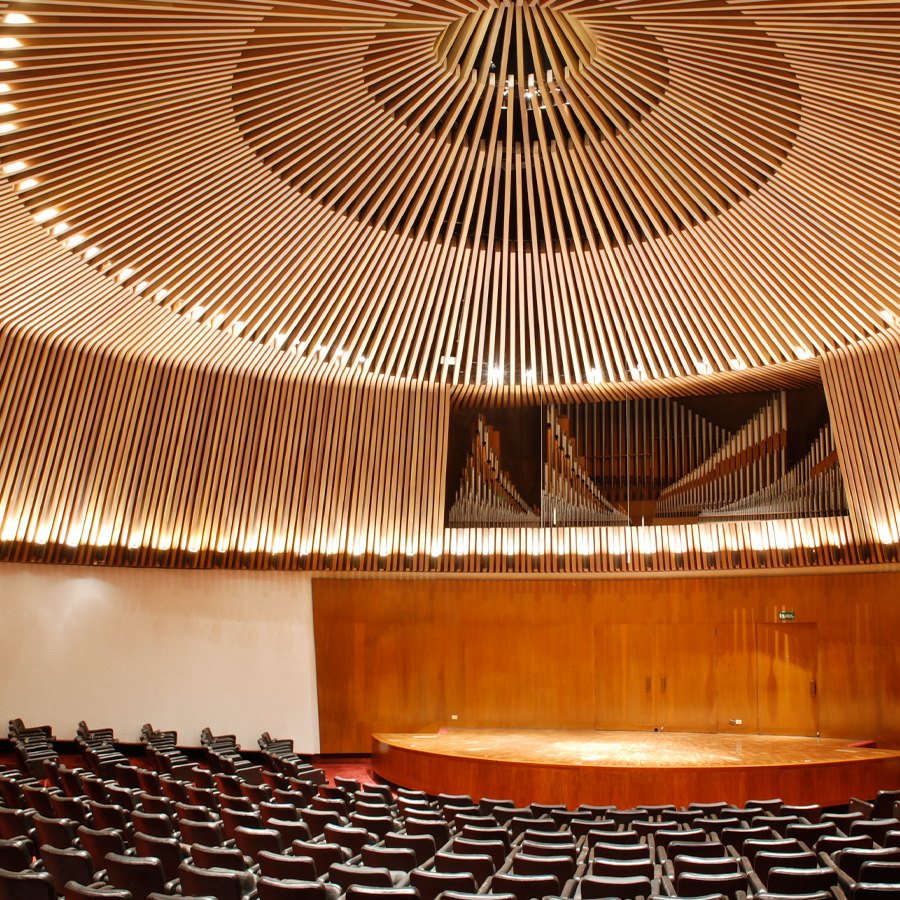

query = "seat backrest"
[
  {"left": 722, "top": 825, "right": 775, "bottom": 852},
  {"left": 754, "top": 851, "right": 817, "bottom": 887},
  {"left": 177, "top": 861, "right": 251, "bottom": 900},
  {"left": 786, "top": 823, "right": 838, "bottom": 843},
  {"left": 593, "top": 842, "right": 651, "bottom": 861},
  {"left": 587, "top": 829, "right": 640, "bottom": 847},
  {"left": 233, "top": 825, "right": 283, "bottom": 862},
  {"left": 676, "top": 870, "right": 748, "bottom": 899},
  {"left": 76, "top": 826, "right": 126, "bottom": 871},
  {"left": 459, "top": 825, "right": 509, "bottom": 850},
  {"left": 131, "top": 811, "right": 174, "bottom": 839},
  {"left": 520, "top": 840, "right": 576, "bottom": 860},
  {"left": 257, "top": 879, "right": 328, "bottom": 900},
  {"left": 0, "top": 837, "right": 36, "bottom": 872},
  {"left": 817, "top": 835, "right": 875, "bottom": 856},
  {"left": 753, "top": 816, "right": 801, "bottom": 837},
  {"left": 838, "top": 848, "right": 900, "bottom": 882},
  {"left": 859, "top": 862, "right": 900, "bottom": 886},
  {"left": 324, "top": 824, "right": 372, "bottom": 854},
  {"left": 592, "top": 857, "right": 654, "bottom": 879},
  {"left": 260, "top": 802, "right": 299, "bottom": 823},
  {"left": 665, "top": 841, "right": 726, "bottom": 861},
  {"left": 744, "top": 838, "right": 801, "bottom": 865},
  {"left": 268, "top": 819, "right": 312, "bottom": 846},
  {"left": 766, "top": 867, "right": 838, "bottom": 895},
  {"left": 291, "top": 840, "right": 348, "bottom": 873},
  {"left": 62, "top": 881, "right": 133, "bottom": 900},
  {"left": 852, "top": 885, "right": 900, "bottom": 900},
  {"left": 671, "top": 854, "right": 741, "bottom": 880},
  {"left": 491, "top": 872, "right": 563, "bottom": 900},
  {"left": 174, "top": 802, "right": 214, "bottom": 823},
  {"left": 189, "top": 842, "right": 248, "bottom": 872},
  {"left": 361, "top": 846, "right": 418, "bottom": 872},
  {"left": 177, "top": 818, "right": 225, "bottom": 847},
  {"left": 0, "top": 866, "right": 57, "bottom": 900},
  {"left": 327, "top": 863, "right": 393, "bottom": 892},
  {"left": 781, "top": 805, "right": 822, "bottom": 824},
  {"left": 344, "top": 888, "right": 422, "bottom": 900},
  {"left": 512, "top": 853, "right": 575, "bottom": 883},
  {"left": 434, "top": 850, "right": 495, "bottom": 885},
  {"left": 853, "top": 821, "right": 900, "bottom": 845},
  {"left": 38, "top": 844, "right": 96, "bottom": 891},
  {"left": 579, "top": 874, "right": 653, "bottom": 900},
  {"left": 299, "top": 809, "right": 341, "bottom": 837},
  {"left": 409, "top": 868, "right": 478, "bottom": 900},
  {"left": 131, "top": 833, "right": 184, "bottom": 881},
  {"left": 656, "top": 828, "right": 705, "bottom": 850},
  {"left": 257, "top": 850, "right": 317, "bottom": 881},
  {"left": 0, "top": 808, "right": 32, "bottom": 841},
  {"left": 104, "top": 852, "right": 167, "bottom": 900},
  {"left": 383, "top": 832, "right": 436, "bottom": 865},
  {"left": 404, "top": 818, "right": 450, "bottom": 846}
]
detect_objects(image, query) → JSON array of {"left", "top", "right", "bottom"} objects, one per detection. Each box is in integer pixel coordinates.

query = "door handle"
[
  {"left": 646, "top": 677, "right": 651, "bottom": 692},
  {"left": 661, "top": 676, "right": 667, "bottom": 693},
  {"left": 810, "top": 680, "right": 817, "bottom": 695}
]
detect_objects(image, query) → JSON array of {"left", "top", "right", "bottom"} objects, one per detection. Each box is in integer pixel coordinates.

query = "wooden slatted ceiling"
[
  {"left": 821, "top": 330, "right": 900, "bottom": 550},
  {"left": 0, "top": 0, "right": 897, "bottom": 393},
  {"left": 0, "top": 2, "right": 899, "bottom": 574}
]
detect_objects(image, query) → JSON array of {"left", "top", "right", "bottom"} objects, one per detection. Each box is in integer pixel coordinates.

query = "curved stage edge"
[{"left": 372, "top": 729, "right": 900, "bottom": 809}]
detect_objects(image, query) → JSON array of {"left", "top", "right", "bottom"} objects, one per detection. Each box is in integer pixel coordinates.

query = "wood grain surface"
[
  {"left": 314, "top": 572, "right": 900, "bottom": 751},
  {"left": 372, "top": 728, "right": 900, "bottom": 809}
]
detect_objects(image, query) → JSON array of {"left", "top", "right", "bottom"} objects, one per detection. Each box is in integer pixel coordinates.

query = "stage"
[{"left": 372, "top": 729, "right": 900, "bottom": 809}]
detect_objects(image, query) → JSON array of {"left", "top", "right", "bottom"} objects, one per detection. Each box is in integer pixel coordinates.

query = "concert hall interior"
[{"left": 1, "top": 0, "right": 900, "bottom": 781}]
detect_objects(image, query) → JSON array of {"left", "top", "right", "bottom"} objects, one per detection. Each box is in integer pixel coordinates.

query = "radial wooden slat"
[{"left": 0, "top": 0, "right": 899, "bottom": 573}]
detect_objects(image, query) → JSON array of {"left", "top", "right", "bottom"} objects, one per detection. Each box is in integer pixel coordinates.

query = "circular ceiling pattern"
[
  {"left": 0, "top": 0, "right": 898, "bottom": 391},
  {"left": 233, "top": 0, "right": 800, "bottom": 249}
]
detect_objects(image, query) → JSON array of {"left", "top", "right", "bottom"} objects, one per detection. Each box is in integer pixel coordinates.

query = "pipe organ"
[
  {"left": 657, "top": 393, "right": 788, "bottom": 518},
  {"left": 448, "top": 416, "right": 540, "bottom": 527},
  {"left": 543, "top": 408, "right": 630, "bottom": 526},
  {"left": 560, "top": 399, "right": 727, "bottom": 503},
  {"left": 702, "top": 426, "right": 845, "bottom": 522}
]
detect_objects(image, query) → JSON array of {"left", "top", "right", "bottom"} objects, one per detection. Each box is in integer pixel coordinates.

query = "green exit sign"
[{"left": 779, "top": 610, "right": 796, "bottom": 621}]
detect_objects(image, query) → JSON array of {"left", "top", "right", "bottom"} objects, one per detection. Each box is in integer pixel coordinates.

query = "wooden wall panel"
[{"left": 313, "top": 572, "right": 900, "bottom": 752}]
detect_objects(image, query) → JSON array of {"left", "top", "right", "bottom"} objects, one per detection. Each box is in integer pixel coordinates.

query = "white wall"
[{"left": 0, "top": 563, "right": 320, "bottom": 752}]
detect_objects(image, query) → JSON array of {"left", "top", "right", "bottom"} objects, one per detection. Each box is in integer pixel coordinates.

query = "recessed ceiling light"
[
  {"left": 4, "top": 13, "right": 32, "bottom": 24},
  {"left": 34, "top": 208, "right": 57, "bottom": 222},
  {"left": 0, "top": 38, "right": 22, "bottom": 49}
]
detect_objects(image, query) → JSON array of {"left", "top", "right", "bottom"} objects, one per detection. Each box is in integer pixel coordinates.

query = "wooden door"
[
  {"left": 757, "top": 623, "right": 819, "bottom": 736},
  {"left": 595, "top": 624, "right": 655, "bottom": 730},
  {"left": 656, "top": 624, "right": 718, "bottom": 732}
]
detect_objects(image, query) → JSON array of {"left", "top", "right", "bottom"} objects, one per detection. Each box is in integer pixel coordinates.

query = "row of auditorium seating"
[
  {"left": 5, "top": 721, "right": 317, "bottom": 789},
  {"left": 2, "top": 726, "right": 900, "bottom": 900}
]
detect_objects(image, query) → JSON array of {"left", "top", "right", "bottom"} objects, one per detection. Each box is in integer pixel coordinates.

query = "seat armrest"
[
  {"left": 747, "top": 870, "right": 765, "bottom": 894},
  {"left": 660, "top": 873, "right": 678, "bottom": 896}
]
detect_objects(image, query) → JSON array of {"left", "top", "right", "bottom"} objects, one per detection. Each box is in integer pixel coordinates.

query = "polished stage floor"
[{"left": 372, "top": 729, "right": 900, "bottom": 809}]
